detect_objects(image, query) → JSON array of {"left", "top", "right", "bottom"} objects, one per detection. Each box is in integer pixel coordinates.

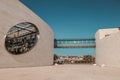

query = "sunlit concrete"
[
  {"left": 0, "top": 0, "right": 54, "bottom": 68},
  {"left": 95, "top": 28, "right": 120, "bottom": 67},
  {"left": 0, "top": 65, "right": 120, "bottom": 80}
]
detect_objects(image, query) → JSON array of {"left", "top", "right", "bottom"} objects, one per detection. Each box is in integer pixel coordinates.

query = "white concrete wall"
[
  {"left": 95, "top": 28, "right": 120, "bottom": 67},
  {"left": 0, "top": 0, "right": 54, "bottom": 68}
]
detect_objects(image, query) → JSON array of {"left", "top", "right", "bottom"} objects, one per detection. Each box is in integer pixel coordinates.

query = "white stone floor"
[{"left": 0, "top": 65, "right": 120, "bottom": 80}]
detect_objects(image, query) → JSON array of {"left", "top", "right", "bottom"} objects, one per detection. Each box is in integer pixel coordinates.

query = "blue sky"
[{"left": 20, "top": 0, "right": 120, "bottom": 56}]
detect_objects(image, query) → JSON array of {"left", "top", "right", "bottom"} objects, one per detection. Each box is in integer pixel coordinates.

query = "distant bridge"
[{"left": 54, "top": 38, "right": 95, "bottom": 48}]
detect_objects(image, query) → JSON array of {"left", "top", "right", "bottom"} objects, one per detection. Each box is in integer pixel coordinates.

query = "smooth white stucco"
[
  {"left": 95, "top": 28, "right": 120, "bottom": 67},
  {"left": 0, "top": 0, "right": 54, "bottom": 68}
]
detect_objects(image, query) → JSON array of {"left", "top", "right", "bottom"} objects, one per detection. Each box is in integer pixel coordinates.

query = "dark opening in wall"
[
  {"left": 5, "top": 22, "right": 39, "bottom": 55},
  {"left": 118, "top": 27, "right": 120, "bottom": 31}
]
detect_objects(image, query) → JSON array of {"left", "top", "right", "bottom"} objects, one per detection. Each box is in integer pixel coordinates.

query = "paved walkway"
[{"left": 0, "top": 65, "right": 120, "bottom": 80}]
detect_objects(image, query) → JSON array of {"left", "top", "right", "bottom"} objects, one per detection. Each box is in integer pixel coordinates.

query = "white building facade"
[
  {"left": 95, "top": 28, "right": 120, "bottom": 67},
  {"left": 0, "top": 0, "right": 54, "bottom": 68}
]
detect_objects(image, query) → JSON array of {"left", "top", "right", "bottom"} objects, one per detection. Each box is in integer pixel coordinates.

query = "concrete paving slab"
[{"left": 0, "top": 65, "right": 120, "bottom": 80}]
